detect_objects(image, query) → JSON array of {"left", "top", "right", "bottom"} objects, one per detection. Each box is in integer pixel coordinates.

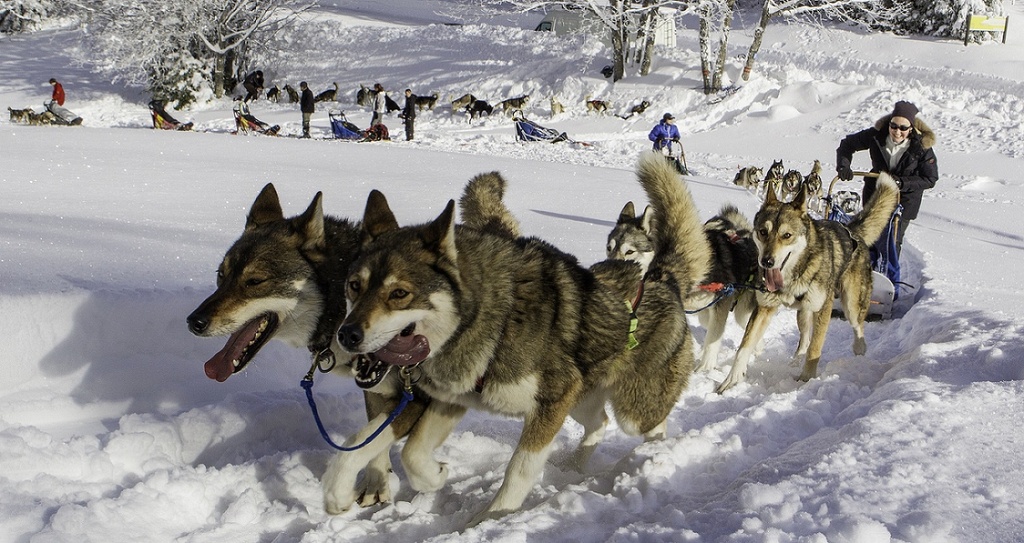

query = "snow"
[{"left": 2, "top": 1, "right": 1024, "bottom": 541}]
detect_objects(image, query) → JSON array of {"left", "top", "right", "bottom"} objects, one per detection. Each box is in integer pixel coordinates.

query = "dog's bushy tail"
[
  {"left": 849, "top": 172, "right": 899, "bottom": 245},
  {"left": 459, "top": 171, "right": 521, "bottom": 238},
  {"left": 710, "top": 203, "right": 753, "bottom": 236},
  {"left": 636, "top": 152, "right": 712, "bottom": 290}
]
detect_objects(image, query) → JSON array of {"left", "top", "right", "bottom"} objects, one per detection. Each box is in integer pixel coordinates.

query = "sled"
[
  {"left": 825, "top": 173, "right": 902, "bottom": 320},
  {"left": 149, "top": 100, "right": 193, "bottom": 131},
  {"left": 44, "top": 100, "right": 83, "bottom": 126},
  {"left": 233, "top": 111, "right": 279, "bottom": 136},
  {"left": 329, "top": 110, "right": 364, "bottom": 140},
  {"left": 512, "top": 110, "right": 589, "bottom": 146},
  {"left": 661, "top": 140, "right": 689, "bottom": 175}
]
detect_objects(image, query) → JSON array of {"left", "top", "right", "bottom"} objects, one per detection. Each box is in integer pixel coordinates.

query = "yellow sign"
[{"left": 969, "top": 15, "right": 1008, "bottom": 32}]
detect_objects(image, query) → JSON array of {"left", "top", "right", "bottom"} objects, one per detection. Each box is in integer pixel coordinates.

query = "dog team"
[{"left": 189, "top": 137, "right": 898, "bottom": 526}]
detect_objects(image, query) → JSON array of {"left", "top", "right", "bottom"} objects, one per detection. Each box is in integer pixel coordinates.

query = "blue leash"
[{"left": 301, "top": 357, "right": 414, "bottom": 452}]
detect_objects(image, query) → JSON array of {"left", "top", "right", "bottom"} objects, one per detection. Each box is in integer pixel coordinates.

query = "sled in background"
[
  {"left": 149, "top": 100, "right": 193, "bottom": 131},
  {"left": 233, "top": 111, "right": 279, "bottom": 136},
  {"left": 512, "top": 110, "right": 590, "bottom": 147}
]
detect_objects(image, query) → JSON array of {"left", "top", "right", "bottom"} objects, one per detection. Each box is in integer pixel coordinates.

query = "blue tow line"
[{"left": 301, "top": 356, "right": 414, "bottom": 452}]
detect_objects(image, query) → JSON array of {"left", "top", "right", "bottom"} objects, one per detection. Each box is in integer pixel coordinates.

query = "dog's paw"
[
  {"left": 716, "top": 372, "right": 745, "bottom": 394},
  {"left": 323, "top": 487, "right": 358, "bottom": 515},
  {"left": 356, "top": 468, "right": 392, "bottom": 507},
  {"left": 467, "top": 507, "right": 508, "bottom": 529},
  {"left": 407, "top": 460, "right": 448, "bottom": 493},
  {"left": 322, "top": 455, "right": 359, "bottom": 514},
  {"left": 853, "top": 337, "right": 866, "bottom": 356}
]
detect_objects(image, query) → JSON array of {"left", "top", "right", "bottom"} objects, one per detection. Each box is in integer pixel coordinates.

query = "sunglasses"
[{"left": 889, "top": 122, "right": 912, "bottom": 132}]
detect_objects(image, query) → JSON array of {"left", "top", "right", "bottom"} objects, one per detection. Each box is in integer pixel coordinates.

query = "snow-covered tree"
[
  {"left": 83, "top": 0, "right": 314, "bottom": 107},
  {"left": 0, "top": 0, "right": 62, "bottom": 33}
]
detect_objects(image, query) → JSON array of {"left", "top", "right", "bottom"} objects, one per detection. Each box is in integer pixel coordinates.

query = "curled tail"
[
  {"left": 459, "top": 171, "right": 521, "bottom": 238},
  {"left": 635, "top": 152, "right": 712, "bottom": 290},
  {"left": 849, "top": 172, "right": 900, "bottom": 245}
]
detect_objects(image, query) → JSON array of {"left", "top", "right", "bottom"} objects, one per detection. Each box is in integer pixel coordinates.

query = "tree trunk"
[
  {"left": 213, "top": 54, "right": 226, "bottom": 98},
  {"left": 610, "top": 0, "right": 626, "bottom": 81},
  {"left": 712, "top": 0, "right": 737, "bottom": 91},
  {"left": 698, "top": 5, "right": 712, "bottom": 94},
  {"left": 742, "top": 0, "right": 773, "bottom": 81}
]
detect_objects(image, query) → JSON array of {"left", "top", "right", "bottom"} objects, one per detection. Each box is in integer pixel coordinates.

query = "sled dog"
[
  {"left": 334, "top": 152, "right": 709, "bottom": 526},
  {"left": 186, "top": 173, "right": 518, "bottom": 509},
  {"left": 732, "top": 166, "right": 763, "bottom": 189},
  {"left": 608, "top": 201, "right": 758, "bottom": 372},
  {"left": 762, "top": 159, "right": 785, "bottom": 198},
  {"left": 283, "top": 84, "right": 300, "bottom": 104},
  {"left": 415, "top": 92, "right": 440, "bottom": 111},
  {"left": 549, "top": 96, "right": 565, "bottom": 117},
  {"left": 450, "top": 93, "right": 476, "bottom": 111},
  {"left": 315, "top": 82, "right": 340, "bottom": 103},
  {"left": 585, "top": 95, "right": 610, "bottom": 114},
  {"left": 467, "top": 99, "right": 493, "bottom": 120},
  {"left": 715, "top": 173, "right": 900, "bottom": 393},
  {"left": 498, "top": 95, "right": 530, "bottom": 115},
  {"left": 779, "top": 169, "right": 803, "bottom": 202},
  {"left": 8, "top": 106, "right": 33, "bottom": 124},
  {"left": 265, "top": 85, "right": 281, "bottom": 103}
]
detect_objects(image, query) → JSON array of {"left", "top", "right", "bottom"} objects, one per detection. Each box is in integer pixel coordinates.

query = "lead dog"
[
  {"left": 186, "top": 173, "right": 519, "bottom": 509},
  {"left": 715, "top": 173, "right": 900, "bottom": 393},
  {"left": 333, "top": 152, "right": 710, "bottom": 527}
]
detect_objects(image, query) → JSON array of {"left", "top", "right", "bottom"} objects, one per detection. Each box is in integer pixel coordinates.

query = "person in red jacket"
[{"left": 49, "top": 78, "right": 65, "bottom": 106}]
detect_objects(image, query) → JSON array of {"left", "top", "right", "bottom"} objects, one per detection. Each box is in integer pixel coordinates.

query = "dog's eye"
[
  {"left": 782, "top": 233, "right": 792, "bottom": 240},
  {"left": 757, "top": 228, "right": 768, "bottom": 238},
  {"left": 390, "top": 289, "right": 409, "bottom": 300},
  {"left": 624, "top": 250, "right": 635, "bottom": 256},
  {"left": 246, "top": 277, "right": 265, "bottom": 287},
  {"left": 348, "top": 280, "right": 361, "bottom": 295}
]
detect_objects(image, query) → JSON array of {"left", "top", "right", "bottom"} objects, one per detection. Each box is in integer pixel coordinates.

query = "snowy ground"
[{"left": 2, "top": 1, "right": 1024, "bottom": 542}]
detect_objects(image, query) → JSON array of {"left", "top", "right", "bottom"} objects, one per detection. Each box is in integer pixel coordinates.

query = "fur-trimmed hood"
[{"left": 874, "top": 114, "right": 936, "bottom": 150}]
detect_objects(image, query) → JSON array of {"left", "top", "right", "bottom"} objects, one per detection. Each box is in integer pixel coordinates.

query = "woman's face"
[{"left": 889, "top": 116, "right": 912, "bottom": 144}]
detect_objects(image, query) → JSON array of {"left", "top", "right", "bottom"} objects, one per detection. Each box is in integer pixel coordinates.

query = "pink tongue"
[
  {"left": 765, "top": 268, "right": 784, "bottom": 292},
  {"left": 374, "top": 334, "right": 430, "bottom": 366},
  {"left": 202, "top": 321, "right": 260, "bottom": 382}
]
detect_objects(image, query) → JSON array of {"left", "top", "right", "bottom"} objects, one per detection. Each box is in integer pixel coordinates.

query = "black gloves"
[
  {"left": 837, "top": 165, "right": 854, "bottom": 181},
  {"left": 671, "top": 137, "right": 680, "bottom": 142}
]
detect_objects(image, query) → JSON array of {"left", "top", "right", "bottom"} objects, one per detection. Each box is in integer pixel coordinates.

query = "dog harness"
[{"left": 626, "top": 280, "right": 645, "bottom": 350}]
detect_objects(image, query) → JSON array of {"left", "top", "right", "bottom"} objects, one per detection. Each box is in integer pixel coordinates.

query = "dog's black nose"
[
  {"left": 187, "top": 313, "right": 209, "bottom": 335},
  {"left": 761, "top": 256, "right": 775, "bottom": 269},
  {"left": 338, "top": 324, "right": 363, "bottom": 351}
]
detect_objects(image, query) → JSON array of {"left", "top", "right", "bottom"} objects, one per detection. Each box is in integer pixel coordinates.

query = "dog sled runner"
[
  {"left": 149, "top": 100, "right": 193, "bottom": 131},
  {"left": 512, "top": 110, "right": 589, "bottom": 146},
  {"left": 44, "top": 100, "right": 83, "bottom": 126},
  {"left": 233, "top": 111, "right": 279, "bottom": 136},
  {"left": 660, "top": 140, "right": 690, "bottom": 175},
  {"left": 825, "top": 173, "right": 903, "bottom": 320}
]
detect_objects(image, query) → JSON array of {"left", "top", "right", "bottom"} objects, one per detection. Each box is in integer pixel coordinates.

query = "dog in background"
[
  {"left": 357, "top": 84, "right": 374, "bottom": 107},
  {"left": 498, "top": 95, "right": 530, "bottom": 115},
  {"left": 549, "top": 96, "right": 564, "bottom": 117},
  {"left": 315, "top": 82, "right": 339, "bottom": 103},
  {"left": 450, "top": 93, "right": 476, "bottom": 112},
  {"left": 618, "top": 100, "right": 651, "bottom": 119},
  {"left": 8, "top": 107, "right": 33, "bottom": 124},
  {"left": 415, "top": 92, "right": 439, "bottom": 111},
  {"left": 467, "top": 99, "right": 493, "bottom": 120},
  {"left": 732, "top": 166, "right": 763, "bottom": 189},
  {"left": 779, "top": 170, "right": 804, "bottom": 202},
  {"left": 585, "top": 94, "right": 610, "bottom": 114},
  {"left": 803, "top": 160, "right": 825, "bottom": 214},
  {"left": 715, "top": 173, "right": 901, "bottom": 393},
  {"left": 334, "top": 152, "right": 709, "bottom": 527},
  {"left": 265, "top": 85, "right": 281, "bottom": 102},
  {"left": 283, "top": 84, "right": 300, "bottom": 103}
]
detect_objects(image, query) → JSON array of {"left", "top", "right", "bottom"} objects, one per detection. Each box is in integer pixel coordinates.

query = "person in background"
[
  {"left": 648, "top": 112, "right": 680, "bottom": 152},
  {"left": 370, "top": 83, "right": 386, "bottom": 126},
  {"left": 400, "top": 88, "right": 417, "bottom": 141},
  {"left": 49, "top": 78, "right": 65, "bottom": 106},
  {"left": 243, "top": 70, "right": 264, "bottom": 102},
  {"left": 835, "top": 100, "right": 938, "bottom": 254},
  {"left": 299, "top": 81, "right": 315, "bottom": 139}
]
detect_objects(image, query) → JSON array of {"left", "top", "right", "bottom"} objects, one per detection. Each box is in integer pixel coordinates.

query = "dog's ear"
[
  {"left": 640, "top": 205, "right": 655, "bottom": 235},
  {"left": 618, "top": 201, "right": 636, "bottom": 223},
  {"left": 792, "top": 182, "right": 809, "bottom": 212},
  {"left": 295, "top": 192, "right": 326, "bottom": 255},
  {"left": 764, "top": 182, "right": 780, "bottom": 205},
  {"left": 423, "top": 200, "right": 458, "bottom": 263},
  {"left": 246, "top": 183, "right": 284, "bottom": 230},
  {"left": 362, "top": 190, "right": 400, "bottom": 241}
]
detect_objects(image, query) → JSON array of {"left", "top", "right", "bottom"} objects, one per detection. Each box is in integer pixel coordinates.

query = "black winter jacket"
[
  {"left": 836, "top": 114, "right": 938, "bottom": 220},
  {"left": 300, "top": 88, "right": 315, "bottom": 114}
]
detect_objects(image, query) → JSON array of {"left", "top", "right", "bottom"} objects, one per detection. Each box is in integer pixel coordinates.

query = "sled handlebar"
[{"left": 827, "top": 171, "right": 879, "bottom": 197}]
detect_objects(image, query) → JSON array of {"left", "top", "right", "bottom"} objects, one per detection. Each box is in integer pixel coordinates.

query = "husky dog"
[
  {"left": 450, "top": 93, "right": 476, "bottom": 111},
  {"left": 608, "top": 201, "right": 758, "bottom": 372},
  {"left": 334, "top": 152, "right": 709, "bottom": 526},
  {"left": 283, "top": 84, "right": 300, "bottom": 104},
  {"left": 467, "top": 99, "right": 493, "bottom": 120},
  {"left": 549, "top": 96, "right": 565, "bottom": 117},
  {"left": 357, "top": 84, "right": 373, "bottom": 107},
  {"left": 8, "top": 106, "right": 33, "bottom": 123},
  {"left": 715, "top": 173, "right": 900, "bottom": 393},
  {"left": 498, "top": 95, "right": 530, "bottom": 115},
  {"left": 186, "top": 174, "right": 519, "bottom": 510},
  {"left": 779, "top": 170, "right": 803, "bottom": 202},
  {"left": 315, "top": 82, "right": 340, "bottom": 103},
  {"left": 585, "top": 95, "right": 610, "bottom": 114},
  {"left": 415, "top": 92, "right": 440, "bottom": 111},
  {"left": 762, "top": 159, "right": 785, "bottom": 198},
  {"left": 732, "top": 166, "right": 764, "bottom": 189},
  {"left": 803, "top": 160, "right": 825, "bottom": 214},
  {"left": 266, "top": 85, "right": 281, "bottom": 102},
  {"left": 618, "top": 100, "right": 651, "bottom": 119}
]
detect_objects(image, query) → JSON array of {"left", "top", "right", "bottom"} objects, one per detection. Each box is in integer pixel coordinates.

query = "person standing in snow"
[
  {"left": 400, "top": 88, "right": 416, "bottom": 141},
  {"left": 835, "top": 100, "right": 938, "bottom": 254},
  {"left": 49, "top": 78, "right": 65, "bottom": 106},
  {"left": 299, "top": 81, "right": 315, "bottom": 138},
  {"left": 648, "top": 112, "right": 680, "bottom": 152},
  {"left": 243, "top": 70, "right": 265, "bottom": 102},
  {"left": 370, "top": 83, "right": 387, "bottom": 127}
]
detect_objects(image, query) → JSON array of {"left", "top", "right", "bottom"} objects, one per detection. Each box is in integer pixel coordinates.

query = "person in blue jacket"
[{"left": 649, "top": 112, "right": 680, "bottom": 151}]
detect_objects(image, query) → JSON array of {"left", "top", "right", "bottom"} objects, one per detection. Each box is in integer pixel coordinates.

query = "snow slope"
[{"left": 1, "top": 1, "right": 1023, "bottom": 541}]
